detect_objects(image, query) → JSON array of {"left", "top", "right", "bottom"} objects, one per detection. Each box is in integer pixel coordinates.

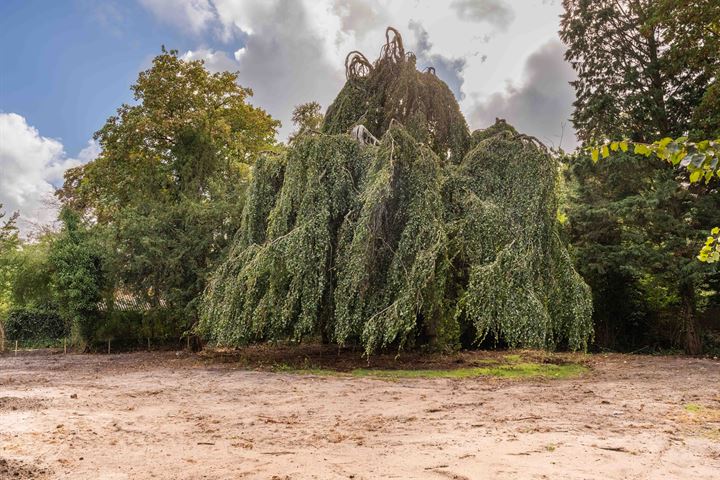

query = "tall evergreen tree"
[
  {"left": 561, "top": 0, "right": 720, "bottom": 352},
  {"left": 561, "top": 0, "right": 719, "bottom": 143}
]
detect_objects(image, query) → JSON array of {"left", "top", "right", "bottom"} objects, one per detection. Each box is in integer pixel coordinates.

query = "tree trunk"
[{"left": 679, "top": 282, "right": 702, "bottom": 354}]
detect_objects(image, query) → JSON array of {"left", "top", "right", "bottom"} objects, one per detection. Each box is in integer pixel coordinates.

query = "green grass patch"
[
  {"left": 351, "top": 362, "right": 587, "bottom": 379},
  {"left": 271, "top": 364, "right": 342, "bottom": 376},
  {"left": 684, "top": 403, "right": 703, "bottom": 413}
]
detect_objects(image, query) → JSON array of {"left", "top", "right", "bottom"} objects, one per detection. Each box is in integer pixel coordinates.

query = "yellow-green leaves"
[
  {"left": 601, "top": 144, "right": 610, "bottom": 159},
  {"left": 589, "top": 137, "right": 720, "bottom": 184},
  {"left": 633, "top": 143, "right": 651, "bottom": 155},
  {"left": 698, "top": 227, "right": 720, "bottom": 263}
]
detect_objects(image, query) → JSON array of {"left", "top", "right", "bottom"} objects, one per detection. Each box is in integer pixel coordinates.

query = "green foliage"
[
  {"left": 699, "top": 227, "right": 720, "bottom": 263},
  {"left": 561, "top": 0, "right": 720, "bottom": 143},
  {"left": 9, "top": 237, "right": 56, "bottom": 311},
  {"left": 334, "top": 125, "right": 454, "bottom": 352},
  {"left": 200, "top": 29, "right": 593, "bottom": 354},
  {"left": 0, "top": 205, "right": 19, "bottom": 317},
  {"left": 588, "top": 137, "right": 720, "bottom": 264},
  {"left": 589, "top": 137, "right": 720, "bottom": 184},
  {"left": 57, "top": 48, "right": 280, "bottom": 326},
  {"left": 564, "top": 151, "right": 720, "bottom": 352},
  {"left": 562, "top": 1, "right": 720, "bottom": 353},
  {"left": 3, "top": 308, "right": 67, "bottom": 342},
  {"left": 48, "top": 208, "right": 106, "bottom": 346},
  {"left": 199, "top": 134, "right": 370, "bottom": 345},
  {"left": 455, "top": 132, "right": 593, "bottom": 350},
  {"left": 94, "top": 308, "right": 180, "bottom": 347},
  {"left": 651, "top": 0, "right": 720, "bottom": 139},
  {"left": 289, "top": 101, "right": 324, "bottom": 143},
  {"left": 323, "top": 28, "right": 470, "bottom": 164}
]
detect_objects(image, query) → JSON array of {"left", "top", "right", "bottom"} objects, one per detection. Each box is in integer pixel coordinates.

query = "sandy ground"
[{"left": 1, "top": 349, "right": 719, "bottom": 479}]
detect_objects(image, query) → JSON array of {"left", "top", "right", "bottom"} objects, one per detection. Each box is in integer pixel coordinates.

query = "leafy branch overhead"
[
  {"left": 589, "top": 138, "right": 720, "bottom": 264},
  {"left": 699, "top": 227, "right": 720, "bottom": 263},
  {"left": 590, "top": 137, "right": 720, "bottom": 183}
]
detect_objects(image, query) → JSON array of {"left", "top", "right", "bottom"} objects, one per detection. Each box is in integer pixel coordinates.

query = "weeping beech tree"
[{"left": 199, "top": 28, "right": 593, "bottom": 353}]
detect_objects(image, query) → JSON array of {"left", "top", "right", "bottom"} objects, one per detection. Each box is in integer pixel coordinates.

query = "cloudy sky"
[{"left": 1, "top": 0, "right": 576, "bottom": 235}]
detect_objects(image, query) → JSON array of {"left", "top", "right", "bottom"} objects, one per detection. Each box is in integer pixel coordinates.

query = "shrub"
[{"left": 3, "top": 308, "right": 68, "bottom": 342}]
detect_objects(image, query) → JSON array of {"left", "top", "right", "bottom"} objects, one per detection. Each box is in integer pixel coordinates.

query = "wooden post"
[
  {"left": 148, "top": 337, "right": 151, "bottom": 351},
  {"left": 186, "top": 336, "right": 190, "bottom": 351},
  {"left": 64, "top": 338, "right": 67, "bottom": 354},
  {"left": 15, "top": 340, "right": 18, "bottom": 356},
  {"left": 107, "top": 339, "right": 111, "bottom": 355}
]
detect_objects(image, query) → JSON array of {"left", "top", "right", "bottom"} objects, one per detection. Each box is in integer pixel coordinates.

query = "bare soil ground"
[{"left": 1, "top": 347, "right": 719, "bottom": 479}]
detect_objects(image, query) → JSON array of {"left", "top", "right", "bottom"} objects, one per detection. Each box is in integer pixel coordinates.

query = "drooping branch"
[
  {"left": 350, "top": 124, "right": 380, "bottom": 146},
  {"left": 379, "top": 27, "right": 405, "bottom": 64},
  {"left": 345, "top": 51, "right": 372, "bottom": 80}
]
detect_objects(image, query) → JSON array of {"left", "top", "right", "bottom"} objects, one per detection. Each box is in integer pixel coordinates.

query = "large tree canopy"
[
  {"left": 561, "top": 0, "right": 720, "bottom": 353},
  {"left": 57, "top": 49, "right": 280, "bottom": 327},
  {"left": 561, "top": 0, "right": 720, "bottom": 143},
  {"left": 199, "top": 29, "right": 593, "bottom": 354}
]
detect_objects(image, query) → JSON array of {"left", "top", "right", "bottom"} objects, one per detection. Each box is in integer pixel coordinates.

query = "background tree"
[
  {"left": 0, "top": 205, "right": 19, "bottom": 340},
  {"left": 289, "top": 101, "right": 324, "bottom": 143},
  {"left": 48, "top": 208, "right": 106, "bottom": 347},
  {"left": 652, "top": 0, "right": 720, "bottom": 139},
  {"left": 561, "top": 0, "right": 720, "bottom": 353},
  {"left": 561, "top": 0, "right": 719, "bottom": 143},
  {"left": 57, "top": 48, "right": 280, "bottom": 333}
]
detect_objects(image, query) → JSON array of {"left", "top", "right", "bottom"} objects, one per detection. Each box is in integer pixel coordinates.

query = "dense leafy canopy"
[
  {"left": 199, "top": 29, "right": 593, "bottom": 354},
  {"left": 3, "top": 6, "right": 718, "bottom": 356},
  {"left": 561, "top": 0, "right": 720, "bottom": 143},
  {"left": 0, "top": 205, "right": 19, "bottom": 335},
  {"left": 590, "top": 137, "right": 720, "bottom": 184},
  {"left": 323, "top": 27, "right": 470, "bottom": 163},
  {"left": 562, "top": 1, "right": 720, "bottom": 353},
  {"left": 589, "top": 137, "right": 720, "bottom": 264},
  {"left": 48, "top": 209, "right": 105, "bottom": 345},
  {"left": 56, "top": 49, "right": 280, "bottom": 332},
  {"left": 289, "top": 101, "right": 324, "bottom": 143}
]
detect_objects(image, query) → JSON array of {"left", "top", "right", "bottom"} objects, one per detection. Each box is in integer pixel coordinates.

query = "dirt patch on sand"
[
  {"left": 0, "top": 349, "right": 718, "bottom": 479},
  {"left": 0, "top": 396, "right": 45, "bottom": 412},
  {"left": 0, "top": 458, "right": 52, "bottom": 479}
]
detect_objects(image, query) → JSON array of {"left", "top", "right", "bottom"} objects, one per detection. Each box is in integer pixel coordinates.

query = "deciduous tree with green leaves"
[
  {"left": 289, "top": 101, "right": 324, "bottom": 143},
  {"left": 48, "top": 208, "right": 106, "bottom": 347},
  {"left": 0, "top": 205, "right": 20, "bottom": 328},
  {"left": 57, "top": 48, "right": 280, "bottom": 330}
]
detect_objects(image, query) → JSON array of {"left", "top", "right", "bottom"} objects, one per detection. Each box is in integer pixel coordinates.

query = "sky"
[{"left": 0, "top": 0, "right": 577, "bottom": 236}]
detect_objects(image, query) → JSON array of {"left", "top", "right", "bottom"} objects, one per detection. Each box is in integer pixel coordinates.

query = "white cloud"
[
  {"left": 468, "top": 39, "right": 578, "bottom": 150},
  {"left": 450, "top": 0, "right": 515, "bottom": 31},
  {"left": 0, "top": 113, "right": 98, "bottom": 236},
  {"left": 138, "top": 0, "right": 575, "bottom": 145},
  {"left": 185, "top": 0, "right": 346, "bottom": 139},
  {"left": 182, "top": 48, "right": 239, "bottom": 73},
  {"left": 77, "top": 139, "right": 101, "bottom": 164},
  {"left": 408, "top": 20, "right": 467, "bottom": 100}
]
